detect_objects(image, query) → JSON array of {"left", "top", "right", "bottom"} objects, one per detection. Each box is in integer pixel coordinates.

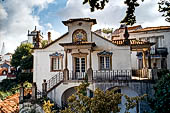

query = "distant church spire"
[{"left": 1, "top": 42, "right": 6, "bottom": 56}]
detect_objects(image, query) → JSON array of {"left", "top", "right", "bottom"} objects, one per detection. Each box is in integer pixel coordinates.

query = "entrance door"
[{"left": 74, "top": 57, "right": 86, "bottom": 79}]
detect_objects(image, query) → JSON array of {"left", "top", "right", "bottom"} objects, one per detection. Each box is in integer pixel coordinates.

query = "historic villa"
[{"left": 19, "top": 18, "right": 159, "bottom": 113}]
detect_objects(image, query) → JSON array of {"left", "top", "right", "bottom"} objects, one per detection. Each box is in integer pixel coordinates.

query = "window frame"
[
  {"left": 72, "top": 53, "right": 88, "bottom": 74},
  {"left": 98, "top": 54, "right": 112, "bottom": 70},
  {"left": 50, "top": 56, "right": 63, "bottom": 72}
]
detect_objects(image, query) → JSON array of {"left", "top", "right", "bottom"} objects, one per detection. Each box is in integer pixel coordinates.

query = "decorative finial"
[
  {"left": 123, "top": 25, "right": 130, "bottom": 45},
  {"left": 124, "top": 25, "right": 129, "bottom": 40}
]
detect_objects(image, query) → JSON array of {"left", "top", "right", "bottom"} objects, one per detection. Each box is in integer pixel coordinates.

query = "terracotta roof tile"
[
  {"left": 127, "top": 25, "right": 142, "bottom": 30},
  {"left": 130, "top": 26, "right": 170, "bottom": 33},
  {"left": 0, "top": 93, "right": 19, "bottom": 113},
  {"left": 112, "top": 39, "right": 154, "bottom": 46},
  {"left": 0, "top": 89, "right": 32, "bottom": 113}
]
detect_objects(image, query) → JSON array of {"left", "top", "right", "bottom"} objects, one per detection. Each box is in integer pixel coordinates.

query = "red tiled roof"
[
  {"left": 127, "top": 25, "right": 142, "bottom": 30},
  {"left": 130, "top": 26, "right": 170, "bottom": 33},
  {"left": 112, "top": 39, "right": 154, "bottom": 46},
  {"left": 113, "top": 25, "right": 142, "bottom": 35},
  {"left": 0, "top": 89, "right": 32, "bottom": 113},
  {"left": 0, "top": 93, "right": 19, "bottom": 113}
]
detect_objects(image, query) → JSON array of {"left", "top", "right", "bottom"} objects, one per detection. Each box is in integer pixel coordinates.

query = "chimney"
[{"left": 48, "top": 32, "right": 52, "bottom": 44}]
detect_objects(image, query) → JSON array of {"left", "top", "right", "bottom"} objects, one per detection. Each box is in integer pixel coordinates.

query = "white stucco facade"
[
  {"left": 33, "top": 19, "right": 132, "bottom": 91},
  {"left": 33, "top": 18, "right": 154, "bottom": 113}
]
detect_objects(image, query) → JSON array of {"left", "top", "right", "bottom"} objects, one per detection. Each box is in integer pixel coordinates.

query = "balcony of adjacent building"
[{"left": 137, "top": 47, "right": 168, "bottom": 69}]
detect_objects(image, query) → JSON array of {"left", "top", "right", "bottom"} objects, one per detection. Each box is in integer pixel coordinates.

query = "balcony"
[
  {"left": 67, "top": 70, "right": 131, "bottom": 81},
  {"left": 46, "top": 69, "right": 156, "bottom": 92},
  {"left": 65, "top": 69, "right": 152, "bottom": 81}
]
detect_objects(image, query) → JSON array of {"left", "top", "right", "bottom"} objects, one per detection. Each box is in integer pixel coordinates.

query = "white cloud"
[
  {"left": 45, "top": 23, "right": 53, "bottom": 29},
  {"left": 0, "top": 0, "right": 54, "bottom": 53},
  {"left": 57, "top": 0, "right": 170, "bottom": 31},
  {"left": 46, "top": 29, "right": 61, "bottom": 41},
  {"left": 0, "top": 4, "right": 8, "bottom": 20},
  {"left": 1, "top": 0, "right": 170, "bottom": 53}
]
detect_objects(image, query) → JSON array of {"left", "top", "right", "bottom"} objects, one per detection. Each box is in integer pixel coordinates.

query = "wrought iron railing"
[
  {"left": 37, "top": 89, "right": 43, "bottom": 99},
  {"left": 47, "top": 72, "right": 64, "bottom": 91},
  {"left": 69, "top": 71, "right": 86, "bottom": 80},
  {"left": 93, "top": 70, "right": 132, "bottom": 81}
]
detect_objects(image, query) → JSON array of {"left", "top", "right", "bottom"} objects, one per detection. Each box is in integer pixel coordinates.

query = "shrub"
[{"left": 16, "top": 72, "right": 33, "bottom": 83}]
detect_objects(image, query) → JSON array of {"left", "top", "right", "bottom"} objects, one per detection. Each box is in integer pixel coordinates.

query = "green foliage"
[
  {"left": 20, "top": 55, "right": 33, "bottom": 70},
  {"left": 158, "top": 0, "right": 170, "bottom": 22},
  {"left": 124, "top": 94, "right": 147, "bottom": 113},
  {"left": 0, "top": 79, "right": 18, "bottom": 91},
  {"left": 23, "top": 81, "right": 32, "bottom": 88},
  {"left": 41, "top": 40, "right": 48, "bottom": 48},
  {"left": 121, "top": 0, "right": 143, "bottom": 26},
  {"left": 0, "top": 91, "right": 13, "bottom": 100},
  {"left": 157, "top": 69, "right": 169, "bottom": 78},
  {"left": 0, "top": 79, "right": 19, "bottom": 100},
  {"left": 10, "top": 43, "right": 33, "bottom": 83},
  {"left": 61, "top": 82, "right": 146, "bottom": 113},
  {"left": 0, "top": 81, "right": 32, "bottom": 100},
  {"left": 83, "top": 0, "right": 109, "bottom": 12},
  {"left": 102, "top": 28, "right": 113, "bottom": 34},
  {"left": 16, "top": 72, "right": 33, "bottom": 83},
  {"left": 148, "top": 73, "right": 170, "bottom": 113},
  {"left": 11, "top": 43, "right": 33, "bottom": 69},
  {"left": 43, "top": 100, "right": 55, "bottom": 113}
]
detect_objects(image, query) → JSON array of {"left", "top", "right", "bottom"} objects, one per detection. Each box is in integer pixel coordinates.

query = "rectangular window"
[
  {"left": 106, "top": 56, "right": 110, "bottom": 69},
  {"left": 53, "top": 58, "right": 57, "bottom": 70},
  {"left": 81, "top": 58, "right": 85, "bottom": 72},
  {"left": 51, "top": 57, "right": 62, "bottom": 71},
  {"left": 75, "top": 57, "right": 86, "bottom": 72},
  {"left": 100, "top": 56, "right": 105, "bottom": 69},
  {"left": 158, "top": 36, "right": 164, "bottom": 48},
  {"left": 75, "top": 58, "right": 80, "bottom": 72},
  {"left": 99, "top": 56, "right": 111, "bottom": 70}
]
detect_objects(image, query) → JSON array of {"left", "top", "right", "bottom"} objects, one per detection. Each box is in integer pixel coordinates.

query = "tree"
[
  {"left": 41, "top": 40, "right": 48, "bottom": 48},
  {"left": 11, "top": 43, "right": 33, "bottom": 70},
  {"left": 148, "top": 73, "right": 170, "bottom": 113},
  {"left": 83, "top": 0, "right": 170, "bottom": 25},
  {"left": 83, "top": 0, "right": 144, "bottom": 26},
  {"left": 102, "top": 28, "right": 113, "bottom": 34},
  {"left": 61, "top": 82, "right": 146, "bottom": 113},
  {"left": 158, "top": 0, "right": 170, "bottom": 22}
]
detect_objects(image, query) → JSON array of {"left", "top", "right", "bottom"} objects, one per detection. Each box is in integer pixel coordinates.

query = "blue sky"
[
  {"left": 0, "top": 0, "right": 170, "bottom": 53},
  {"left": 33, "top": 0, "right": 68, "bottom": 33}
]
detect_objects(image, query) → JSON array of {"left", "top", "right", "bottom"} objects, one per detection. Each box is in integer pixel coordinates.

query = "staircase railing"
[{"left": 47, "top": 72, "right": 64, "bottom": 91}]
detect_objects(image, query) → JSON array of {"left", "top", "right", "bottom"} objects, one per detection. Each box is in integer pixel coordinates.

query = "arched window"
[{"left": 72, "top": 29, "right": 87, "bottom": 43}]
